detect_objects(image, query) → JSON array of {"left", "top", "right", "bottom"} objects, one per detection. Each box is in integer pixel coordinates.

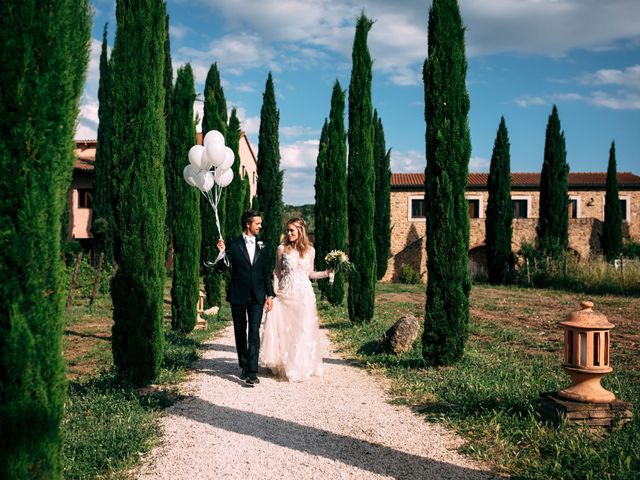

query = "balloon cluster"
[{"left": 183, "top": 130, "right": 235, "bottom": 239}]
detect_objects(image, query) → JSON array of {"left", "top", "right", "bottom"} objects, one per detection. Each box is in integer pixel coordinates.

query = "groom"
[{"left": 215, "top": 210, "right": 275, "bottom": 386}]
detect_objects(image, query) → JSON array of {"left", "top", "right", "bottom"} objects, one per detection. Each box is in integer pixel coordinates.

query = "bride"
[{"left": 259, "top": 217, "right": 330, "bottom": 381}]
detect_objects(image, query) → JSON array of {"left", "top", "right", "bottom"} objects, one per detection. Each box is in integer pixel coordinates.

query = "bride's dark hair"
[{"left": 281, "top": 217, "right": 311, "bottom": 257}]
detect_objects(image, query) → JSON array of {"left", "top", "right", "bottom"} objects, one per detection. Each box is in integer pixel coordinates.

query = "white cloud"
[
  {"left": 280, "top": 139, "right": 319, "bottom": 169},
  {"left": 589, "top": 90, "right": 640, "bottom": 110},
  {"left": 281, "top": 125, "right": 320, "bottom": 139},
  {"left": 390, "top": 149, "right": 424, "bottom": 172},
  {"left": 515, "top": 96, "right": 546, "bottom": 108},
  {"left": 169, "top": 24, "right": 190, "bottom": 40},
  {"left": 75, "top": 95, "right": 99, "bottom": 140},
  {"left": 470, "top": 156, "right": 490, "bottom": 172},
  {"left": 581, "top": 65, "right": 640, "bottom": 89},
  {"left": 183, "top": 0, "right": 640, "bottom": 87}
]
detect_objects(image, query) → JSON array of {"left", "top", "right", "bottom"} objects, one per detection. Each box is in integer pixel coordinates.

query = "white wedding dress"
[{"left": 260, "top": 245, "right": 328, "bottom": 381}]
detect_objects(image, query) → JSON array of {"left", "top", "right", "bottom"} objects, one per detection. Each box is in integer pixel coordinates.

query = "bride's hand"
[{"left": 216, "top": 239, "right": 225, "bottom": 252}]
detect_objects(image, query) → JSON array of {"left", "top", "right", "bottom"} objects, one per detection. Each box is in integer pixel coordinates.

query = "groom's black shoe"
[{"left": 246, "top": 375, "right": 260, "bottom": 385}]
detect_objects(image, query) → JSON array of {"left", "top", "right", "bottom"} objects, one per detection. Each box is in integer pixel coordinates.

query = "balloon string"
[{"left": 200, "top": 186, "right": 223, "bottom": 241}]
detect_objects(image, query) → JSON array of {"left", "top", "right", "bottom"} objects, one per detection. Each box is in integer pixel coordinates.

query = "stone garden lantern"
[{"left": 558, "top": 301, "right": 615, "bottom": 403}]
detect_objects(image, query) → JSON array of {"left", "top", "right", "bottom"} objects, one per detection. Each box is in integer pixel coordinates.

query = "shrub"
[
  {"left": 622, "top": 240, "right": 640, "bottom": 260},
  {"left": 398, "top": 264, "right": 421, "bottom": 284}
]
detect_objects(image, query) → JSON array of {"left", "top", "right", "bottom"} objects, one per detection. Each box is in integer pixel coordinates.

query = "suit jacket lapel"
[
  {"left": 252, "top": 242, "right": 262, "bottom": 266},
  {"left": 239, "top": 237, "right": 252, "bottom": 266}
]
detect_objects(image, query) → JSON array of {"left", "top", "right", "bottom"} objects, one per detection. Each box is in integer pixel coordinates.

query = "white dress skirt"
[{"left": 260, "top": 245, "right": 328, "bottom": 382}]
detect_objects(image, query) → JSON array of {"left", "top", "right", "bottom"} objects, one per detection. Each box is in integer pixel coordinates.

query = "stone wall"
[{"left": 382, "top": 187, "right": 639, "bottom": 283}]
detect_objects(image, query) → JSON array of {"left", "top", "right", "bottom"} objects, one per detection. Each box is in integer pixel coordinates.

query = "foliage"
[
  {"left": 0, "top": 0, "right": 90, "bottom": 477},
  {"left": 110, "top": 0, "right": 167, "bottom": 386},
  {"left": 485, "top": 116, "right": 514, "bottom": 284},
  {"left": 322, "top": 283, "right": 640, "bottom": 480},
  {"left": 422, "top": 0, "right": 472, "bottom": 365},
  {"left": 225, "top": 108, "right": 244, "bottom": 239},
  {"left": 162, "top": 12, "right": 173, "bottom": 262},
  {"left": 603, "top": 141, "right": 623, "bottom": 261},
  {"left": 347, "top": 14, "right": 377, "bottom": 322},
  {"left": 538, "top": 105, "right": 569, "bottom": 258},
  {"left": 92, "top": 23, "right": 115, "bottom": 264},
  {"left": 373, "top": 110, "right": 392, "bottom": 280},
  {"left": 168, "top": 65, "right": 201, "bottom": 333},
  {"left": 314, "top": 120, "right": 330, "bottom": 297},
  {"left": 324, "top": 81, "right": 348, "bottom": 305},
  {"left": 242, "top": 174, "right": 252, "bottom": 211},
  {"left": 397, "top": 264, "right": 422, "bottom": 284},
  {"left": 255, "top": 72, "right": 285, "bottom": 272},
  {"left": 284, "top": 204, "right": 315, "bottom": 234},
  {"left": 622, "top": 240, "right": 640, "bottom": 260},
  {"left": 517, "top": 248, "right": 640, "bottom": 296},
  {"left": 61, "top": 277, "right": 230, "bottom": 479},
  {"left": 201, "top": 64, "right": 227, "bottom": 308}
]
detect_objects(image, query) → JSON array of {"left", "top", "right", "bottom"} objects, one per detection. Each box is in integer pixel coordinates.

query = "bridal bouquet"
[{"left": 324, "top": 250, "right": 354, "bottom": 284}]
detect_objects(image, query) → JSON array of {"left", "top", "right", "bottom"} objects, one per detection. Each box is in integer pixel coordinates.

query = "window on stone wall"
[
  {"left": 468, "top": 199, "right": 480, "bottom": 218},
  {"left": 569, "top": 198, "right": 578, "bottom": 219},
  {"left": 411, "top": 198, "right": 425, "bottom": 219},
  {"left": 77, "top": 189, "right": 91, "bottom": 209},
  {"left": 620, "top": 198, "right": 628, "bottom": 221},
  {"left": 512, "top": 199, "right": 528, "bottom": 218}
]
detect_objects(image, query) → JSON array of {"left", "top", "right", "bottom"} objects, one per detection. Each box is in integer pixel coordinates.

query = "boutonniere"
[{"left": 257, "top": 241, "right": 264, "bottom": 250}]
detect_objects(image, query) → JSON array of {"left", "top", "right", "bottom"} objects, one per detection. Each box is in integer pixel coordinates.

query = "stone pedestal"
[
  {"left": 195, "top": 291, "right": 207, "bottom": 330},
  {"left": 540, "top": 392, "right": 633, "bottom": 429}
]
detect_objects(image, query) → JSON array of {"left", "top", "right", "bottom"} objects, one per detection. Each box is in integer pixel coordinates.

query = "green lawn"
[{"left": 320, "top": 282, "right": 640, "bottom": 479}]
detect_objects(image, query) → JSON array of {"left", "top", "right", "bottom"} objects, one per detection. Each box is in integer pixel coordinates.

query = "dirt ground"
[{"left": 377, "top": 285, "right": 640, "bottom": 369}]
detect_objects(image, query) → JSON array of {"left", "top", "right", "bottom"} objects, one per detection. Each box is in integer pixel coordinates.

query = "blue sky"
[{"left": 77, "top": 0, "right": 640, "bottom": 205}]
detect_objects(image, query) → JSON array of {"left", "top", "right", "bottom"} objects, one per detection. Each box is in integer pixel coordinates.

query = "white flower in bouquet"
[{"left": 324, "top": 250, "right": 354, "bottom": 283}]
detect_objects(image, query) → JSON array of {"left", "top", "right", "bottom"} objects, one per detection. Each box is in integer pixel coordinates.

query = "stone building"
[
  {"left": 384, "top": 171, "right": 640, "bottom": 282},
  {"left": 69, "top": 131, "right": 257, "bottom": 248}
]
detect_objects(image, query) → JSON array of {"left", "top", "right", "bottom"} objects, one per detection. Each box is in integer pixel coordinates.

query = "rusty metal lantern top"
[{"left": 559, "top": 301, "right": 614, "bottom": 330}]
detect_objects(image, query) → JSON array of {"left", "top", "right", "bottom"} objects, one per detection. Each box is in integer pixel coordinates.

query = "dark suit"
[{"left": 215, "top": 235, "right": 275, "bottom": 376}]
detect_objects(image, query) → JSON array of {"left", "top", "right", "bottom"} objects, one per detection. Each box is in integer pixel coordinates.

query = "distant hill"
[{"left": 284, "top": 204, "right": 315, "bottom": 236}]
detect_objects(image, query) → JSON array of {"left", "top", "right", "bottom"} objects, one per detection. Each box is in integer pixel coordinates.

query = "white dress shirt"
[{"left": 243, "top": 233, "right": 256, "bottom": 264}]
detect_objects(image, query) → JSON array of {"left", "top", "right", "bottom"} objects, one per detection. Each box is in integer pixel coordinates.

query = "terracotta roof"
[
  {"left": 392, "top": 172, "right": 640, "bottom": 188},
  {"left": 75, "top": 132, "right": 257, "bottom": 170}
]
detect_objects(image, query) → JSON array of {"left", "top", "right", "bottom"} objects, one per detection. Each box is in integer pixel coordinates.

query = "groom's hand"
[
  {"left": 265, "top": 296, "right": 273, "bottom": 312},
  {"left": 216, "top": 239, "right": 225, "bottom": 252}
]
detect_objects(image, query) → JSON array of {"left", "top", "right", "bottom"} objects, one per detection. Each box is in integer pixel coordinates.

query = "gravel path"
[{"left": 138, "top": 324, "right": 502, "bottom": 479}]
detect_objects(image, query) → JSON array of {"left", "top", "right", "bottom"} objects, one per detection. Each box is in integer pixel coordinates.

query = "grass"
[
  {"left": 320, "top": 282, "right": 640, "bottom": 479},
  {"left": 62, "top": 273, "right": 229, "bottom": 479}
]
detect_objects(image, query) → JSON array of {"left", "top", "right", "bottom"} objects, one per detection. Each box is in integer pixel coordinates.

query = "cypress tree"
[
  {"left": 110, "top": 0, "right": 167, "bottom": 385},
  {"left": 602, "top": 141, "right": 622, "bottom": 261},
  {"left": 225, "top": 108, "right": 243, "bottom": 239},
  {"left": 485, "top": 116, "right": 513, "bottom": 284},
  {"left": 255, "top": 72, "right": 284, "bottom": 271},
  {"left": 201, "top": 64, "right": 227, "bottom": 308},
  {"left": 373, "top": 110, "right": 391, "bottom": 280},
  {"left": 314, "top": 119, "right": 329, "bottom": 297},
  {"left": 92, "top": 23, "right": 115, "bottom": 264},
  {"left": 538, "top": 104, "right": 569, "bottom": 258},
  {"left": 169, "top": 65, "right": 201, "bottom": 333},
  {"left": 422, "top": 0, "right": 472, "bottom": 365},
  {"left": 163, "top": 12, "right": 174, "bottom": 261},
  {"left": 0, "top": 0, "right": 90, "bottom": 476},
  {"left": 325, "top": 81, "right": 348, "bottom": 305},
  {"left": 347, "top": 14, "right": 377, "bottom": 323},
  {"left": 242, "top": 174, "right": 252, "bottom": 210}
]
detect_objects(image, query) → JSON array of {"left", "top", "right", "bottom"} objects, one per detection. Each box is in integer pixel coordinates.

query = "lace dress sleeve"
[{"left": 307, "top": 247, "right": 329, "bottom": 280}]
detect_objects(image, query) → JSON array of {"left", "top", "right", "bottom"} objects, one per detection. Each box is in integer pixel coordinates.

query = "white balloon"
[
  {"left": 200, "top": 148, "right": 213, "bottom": 170},
  {"left": 219, "top": 147, "right": 234, "bottom": 170},
  {"left": 183, "top": 165, "right": 200, "bottom": 187},
  {"left": 188, "top": 145, "right": 206, "bottom": 169},
  {"left": 215, "top": 168, "right": 234, "bottom": 188},
  {"left": 196, "top": 170, "right": 215, "bottom": 192},
  {"left": 205, "top": 141, "right": 226, "bottom": 168},
  {"left": 203, "top": 130, "right": 225, "bottom": 147}
]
